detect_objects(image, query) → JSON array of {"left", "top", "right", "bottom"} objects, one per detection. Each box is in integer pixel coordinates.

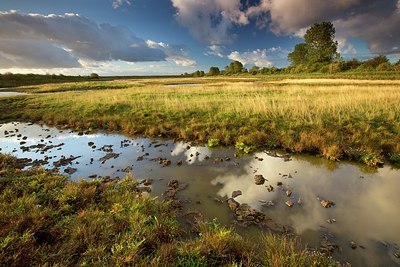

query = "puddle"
[
  {"left": 1, "top": 122, "right": 399, "bottom": 266},
  {"left": 165, "top": 83, "right": 201, "bottom": 87},
  {"left": 0, "top": 92, "right": 27, "bottom": 97}
]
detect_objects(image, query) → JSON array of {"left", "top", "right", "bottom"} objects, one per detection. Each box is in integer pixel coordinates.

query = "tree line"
[{"left": 183, "top": 21, "right": 400, "bottom": 77}]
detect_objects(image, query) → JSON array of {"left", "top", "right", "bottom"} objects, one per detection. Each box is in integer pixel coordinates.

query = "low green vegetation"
[
  {"left": 1, "top": 77, "right": 399, "bottom": 167},
  {"left": 0, "top": 154, "right": 344, "bottom": 266}
]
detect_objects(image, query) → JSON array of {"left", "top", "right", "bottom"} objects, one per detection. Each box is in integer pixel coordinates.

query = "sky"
[{"left": 0, "top": 0, "right": 399, "bottom": 76}]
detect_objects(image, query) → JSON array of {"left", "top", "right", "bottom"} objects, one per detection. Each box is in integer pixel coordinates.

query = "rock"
[
  {"left": 232, "top": 190, "right": 242, "bottom": 198},
  {"left": 261, "top": 201, "right": 275, "bottom": 207},
  {"left": 258, "top": 158, "right": 264, "bottom": 161},
  {"left": 224, "top": 157, "right": 231, "bottom": 161},
  {"left": 266, "top": 184, "right": 274, "bottom": 192},
  {"left": 142, "top": 179, "right": 153, "bottom": 186},
  {"left": 88, "top": 174, "right": 97, "bottom": 179},
  {"left": 321, "top": 199, "right": 335, "bottom": 208},
  {"left": 319, "top": 237, "right": 340, "bottom": 253},
  {"left": 204, "top": 155, "right": 210, "bottom": 160},
  {"left": 167, "top": 179, "right": 179, "bottom": 189},
  {"left": 215, "top": 157, "right": 223, "bottom": 162},
  {"left": 288, "top": 174, "right": 293, "bottom": 178},
  {"left": 254, "top": 174, "right": 265, "bottom": 185},
  {"left": 214, "top": 196, "right": 225, "bottom": 204},
  {"left": 136, "top": 156, "right": 144, "bottom": 161},
  {"left": 99, "top": 153, "right": 120, "bottom": 164},
  {"left": 195, "top": 151, "right": 200, "bottom": 156},
  {"left": 285, "top": 200, "right": 294, "bottom": 207},
  {"left": 277, "top": 181, "right": 283, "bottom": 186},
  {"left": 327, "top": 219, "right": 337, "bottom": 224},
  {"left": 227, "top": 198, "right": 240, "bottom": 211},
  {"left": 350, "top": 241, "right": 357, "bottom": 249},
  {"left": 394, "top": 252, "right": 400, "bottom": 258},
  {"left": 53, "top": 155, "right": 81, "bottom": 167},
  {"left": 286, "top": 190, "right": 292, "bottom": 197},
  {"left": 88, "top": 142, "right": 94, "bottom": 147},
  {"left": 161, "top": 159, "right": 171, "bottom": 167},
  {"left": 176, "top": 160, "right": 183, "bottom": 166},
  {"left": 64, "top": 167, "right": 77, "bottom": 175}
]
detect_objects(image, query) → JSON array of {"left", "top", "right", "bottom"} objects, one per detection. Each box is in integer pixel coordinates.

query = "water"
[
  {"left": 1, "top": 122, "right": 399, "bottom": 266},
  {"left": 0, "top": 92, "right": 27, "bottom": 97},
  {"left": 165, "top": 83, "right": 201, "bottom": 87}
]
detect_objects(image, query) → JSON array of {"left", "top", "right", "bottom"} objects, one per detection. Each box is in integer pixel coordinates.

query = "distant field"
[{"left": 1, "top": 76, "right": 399, "bottom": 166}]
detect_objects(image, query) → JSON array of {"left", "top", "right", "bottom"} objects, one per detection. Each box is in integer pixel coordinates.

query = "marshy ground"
[{"left": 1, "top": 75, "right": 399, "bottom": 266}]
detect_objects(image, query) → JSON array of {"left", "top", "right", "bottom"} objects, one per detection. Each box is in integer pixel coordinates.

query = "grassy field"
[
  {"left": 1, "top": 76, "right": 399, "bottom": 166},
  {"left": 0, "top": 154, "right": 344, "bottom": 266}
]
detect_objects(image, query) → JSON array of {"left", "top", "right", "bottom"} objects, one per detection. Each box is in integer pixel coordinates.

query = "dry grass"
[{"left": 1, "top": 77, "right": 399, "bottom": 166}]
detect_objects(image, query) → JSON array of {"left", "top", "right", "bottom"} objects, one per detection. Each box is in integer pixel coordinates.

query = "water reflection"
[{"left": 1, "top": 122, "right": 399, "bottom": 266}]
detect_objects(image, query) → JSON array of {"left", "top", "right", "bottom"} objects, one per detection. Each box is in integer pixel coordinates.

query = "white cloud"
[
  {"left": 205, "top": 45, "right": 224, "bottom": 58},
  {"left": 0, "top": 11, "right": 167, "bottom": 69},
  {"left": 112, "top": 0, "right": 131, "bottom": 9},
  {"left": 228, "top": 49, "right": 272, "bottom": 67},
  {"left": 146, "top": 40, "right": 197, "bottom": 67},
  {"left": 228, "top": 47, "right": 289, "bottom": 67},
  {"left": 337, "top": 38, "right": 357, "bottom": 55}
]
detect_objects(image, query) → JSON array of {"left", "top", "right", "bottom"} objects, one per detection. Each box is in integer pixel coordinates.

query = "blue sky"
[{"left": 0, "top": 0, "right": 399, "bottom": 75}]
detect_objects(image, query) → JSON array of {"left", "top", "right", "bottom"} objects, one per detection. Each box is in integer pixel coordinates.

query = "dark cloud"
[
  {"left": 171, "top": 0, "right": 248, "bottom": 44},
  {"left": 0, "top": 11, "right": 166, "bottom": 68},
  {"left": 0, "top": 40, "right": 81, "bottom": 68},
  {"left": 172, "top": 0, "right": 400, "bottom": 55}
]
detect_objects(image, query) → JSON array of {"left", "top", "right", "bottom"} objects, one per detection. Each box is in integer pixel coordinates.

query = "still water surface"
[{"left": 0, "top": 122, "right": 399, "bottom": 266}]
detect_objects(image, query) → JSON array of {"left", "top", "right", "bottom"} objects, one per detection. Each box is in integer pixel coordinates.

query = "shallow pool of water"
[
  {"left": 0, "top": 92, "right": 27, "bottom": 97},
  {"left": 0, "top": 122, "right": 399, "bottom": 266}
]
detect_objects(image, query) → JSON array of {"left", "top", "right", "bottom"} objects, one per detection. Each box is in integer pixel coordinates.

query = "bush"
[
  {"left": 90, "top": 73, "right": 100, "bottom": 79},
  {"left": 376, "top": 62, "right": 392, "bottom": 71}
]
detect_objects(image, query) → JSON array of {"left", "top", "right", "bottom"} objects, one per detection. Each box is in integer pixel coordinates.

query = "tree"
[
  {"left": 364, "top": 55, "right": 389, "bottom": 69},
  {"left": 249, "top": 66, "right": 260, "bottom": 75},
  {"left": 288, "top": 21, "right": 339, "bottom": 66},
  {"left": 90, "top": 73, "right": 100, "bottom": 79},
  {"left": 208, "top": 66, "right": 220, "bottom": 76},
  {"left": 288, "top": 43, "right": 308, "bottom": 66},
  {"left": 304, "top": 21, "right": 339, "bottom": 64},
  {"left": 226, "top": 61, "right": 245, "bottom": 74}
]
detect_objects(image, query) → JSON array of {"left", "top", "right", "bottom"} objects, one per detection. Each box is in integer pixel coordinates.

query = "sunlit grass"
[{"left": 1, "top": 77, "right": 399, "bottom": 166}]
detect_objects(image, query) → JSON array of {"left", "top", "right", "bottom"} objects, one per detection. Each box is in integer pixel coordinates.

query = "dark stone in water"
[
  {"left": 64, "top": 167, "right": 77, "bottom": 175},
  {"left": 142, "top": 179, "right": 153, "bottom": 186},
  {"left": 286, "top": 190, "right": 292, "bottom": 197},
  {"left": 254, "top": 174, "right": 265, "bottom": 185},
  {"left": 321, "top": 199, "right": 335, "bottom": 208},
  {"left": 285, "top": 200, "right": 294, "bottom": 207},
  {"left": 266, "top": 184, "right": 274, "bottom": 192},
  {"left": 319, "top": 237, "right": 340, "bottom": 253},
  {"left": 53, "top": 155, "right": 81, "bottom": 167},
  {"left": 99, "top": 153, "right": 120, "bottom": 164},
  {"left": 176, "top": 160, "right": 183, "bottom": 166},
  {"left": 350, "top": 241, "right": 357, "bottom": 249},
  {"left": 232, "top": 190, "right": 242, "bottom": 198},
  {"left": 226, "top": 198, "right": 290, "bottom": 233}
]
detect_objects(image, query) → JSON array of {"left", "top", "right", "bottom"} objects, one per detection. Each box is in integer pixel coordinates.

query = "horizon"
[{"left": 0, "top": 0, "right": 399, "bottom": 76}]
